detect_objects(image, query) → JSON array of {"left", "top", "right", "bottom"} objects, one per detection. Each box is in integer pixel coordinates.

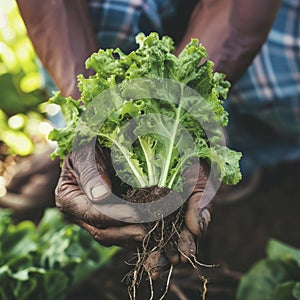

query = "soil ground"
[{"left": 69, "top": 160, "right": 300, "bottom": 300}]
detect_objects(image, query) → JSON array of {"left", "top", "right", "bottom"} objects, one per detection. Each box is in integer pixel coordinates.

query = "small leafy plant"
[
  {"left": 49, "top": 33, "right": 242, "bottom": 298},
  {"left": 237, "top": 239, "right": 300, "bottom": 300},
  {"left": 0, "top": 208, "right": 118, "bottom": 300}
]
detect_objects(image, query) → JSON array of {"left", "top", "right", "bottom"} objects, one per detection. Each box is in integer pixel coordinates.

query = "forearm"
[
  {"left": 177, "top": 0, "right": 282, "bottom": 84},
  {"left": 16, "top": 0, "right": 98, "bottom": 98}
]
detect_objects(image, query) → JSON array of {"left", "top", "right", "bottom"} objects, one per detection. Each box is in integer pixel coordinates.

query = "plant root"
[
  {"left": 158, "top": 265, "right": 173, "bottom": 300},
  {"left": 123, "top": 186, "right": 217, "bottom": 300},
  {"left": 201, "top": 275, "right": 208, "bottom": 300}
]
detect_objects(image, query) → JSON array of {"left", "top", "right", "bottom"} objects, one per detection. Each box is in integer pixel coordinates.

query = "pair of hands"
[
  {"left": 15, "top": 0, "right": 283, "bottom": 278},
  {"left": 56, "top": 143, "right": 214, "bottom": 277}
]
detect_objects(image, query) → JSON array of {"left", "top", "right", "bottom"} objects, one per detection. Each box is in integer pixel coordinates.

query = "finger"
[
  {"left": 144, "top": 251, "right": 170, "bottom": 280},
  {"left": 0, "top": 193, "right": 34, "bottom": 210},
  {"left": 8, "top": 150, "right": 60, "bottom": 192},
  {"left": 94, "top": 203, "right": 140, "bottom": 223},
  {"left": 71, "top": 139, "right": 112, "bottom": 202},
  {"left": 20, "top": 174, "right": 56, "bottom": 206},
  {"left": 78, "top": 221, "right": 146, "bottom": 248},
  {"left": 178, "top": 227, "right": 196, "bottom": 263},
  {"left": 182, "top": 160, "right": 209, "bottom": 195},
  {"left": 57, "top": 155, "right": 139, "bottom": 227},
  {"left": 56, "top": 180, "right": 138, "bottom": 227},
  {"left": 185, "top": 191, "right": 213, "bottom": 237}
]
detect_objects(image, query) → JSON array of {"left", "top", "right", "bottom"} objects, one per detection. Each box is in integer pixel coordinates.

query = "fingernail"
[
  {"left": 199, "top": 208, "right": 211, "bottom": 233},
  {"left": 91, "top": 185, "right": 109, "bottom": 199}
]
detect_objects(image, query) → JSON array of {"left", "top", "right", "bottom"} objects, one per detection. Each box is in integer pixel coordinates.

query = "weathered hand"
[
  {"left": 144, "top": 161, "right": 215, "bottom": 279},
  {"left": 0, "top": 148, "right": 61, "bottom": 221},
  {"left": 56, "top": 143, "right": 214, "bottom": 276},
  {"left": 55, "top": 142, "right": 146, "bottom": 248}
]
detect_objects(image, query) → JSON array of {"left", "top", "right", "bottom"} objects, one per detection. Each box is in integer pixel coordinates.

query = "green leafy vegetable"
[
  {"left": 237, "top": 239, "right": 300, "bottom": 300},
  {"left": 0, "top": 208, "right": 119, "bottom": 300},
  {"left": 49, "top": 32, "right": 242, "bottom": 188}
]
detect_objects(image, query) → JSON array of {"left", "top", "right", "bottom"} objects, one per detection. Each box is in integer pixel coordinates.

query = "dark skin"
[
  {"left": 176, "top": 0, "right": 282, "bottom": 83},
  {"left": 16, "top": 0, "right": 98, "bottom": 99},
  {"left": 16, "top": 0, "right": 281, "bottom": 276},
  {"left": 1, "top": 149, "right": 61, "bottom": 223}
]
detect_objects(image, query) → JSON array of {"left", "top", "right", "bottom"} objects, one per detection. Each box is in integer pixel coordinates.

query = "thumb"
[
  {"left": 182, "top": 160, "right": 215, "bottom": 237},
  {"left": 185, "top": 192, "right": 213, "bottom": 237},
  {"left": 71, "top": 139, "right": 112, "bottom": 203}
]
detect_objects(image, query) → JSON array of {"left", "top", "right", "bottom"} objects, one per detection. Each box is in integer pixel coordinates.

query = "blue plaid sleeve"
[
  {"left": 225, "top": 0, "right": 300, "bottom": 175},
  {"left": 229, "top": 0, "right": 300, "bottom": 138},
  {"left": 87, "top": 0, "right": 177, "bottom": 53}
]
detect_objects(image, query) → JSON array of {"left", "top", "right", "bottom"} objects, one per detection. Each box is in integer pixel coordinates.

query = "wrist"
[
  {"left": 17, "top": 0, "right": 98, "bottom": 100},
  {"left": 212, "top": 29, "right": 263, "bottom": 84}
]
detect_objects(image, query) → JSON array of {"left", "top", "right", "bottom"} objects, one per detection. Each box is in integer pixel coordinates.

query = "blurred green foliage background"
[{"left": 0, "top": 0, "right": 52, "bottom": 156}]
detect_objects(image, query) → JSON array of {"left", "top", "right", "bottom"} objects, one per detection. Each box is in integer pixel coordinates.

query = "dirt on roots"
[{"left": 123, "top": 186, "right": 187, "bottom": 299}]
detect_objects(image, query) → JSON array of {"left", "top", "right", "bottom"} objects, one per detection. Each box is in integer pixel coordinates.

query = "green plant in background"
[
  {"left": 0, "top": 0, "right": 46, "bottom": 114},
  {"left": 0, "top": 109, "right": 34, "bottom": 155},
  {"left": 0, "top": 0, "right": 52, "bottom": 156},
  {"left": 0, "top": 208, "right": 119, "bottom": 300},
  {"left": 237, "top": 239, "right": 300, "bottom": 300}
]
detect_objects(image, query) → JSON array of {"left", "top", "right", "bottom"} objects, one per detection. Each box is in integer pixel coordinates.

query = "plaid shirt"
[
  {"left": 87, "top": 0, "right": 177, "bottom": 53},
  {"left": 225, "top": 0, "right": 300, "bottom": 175}
]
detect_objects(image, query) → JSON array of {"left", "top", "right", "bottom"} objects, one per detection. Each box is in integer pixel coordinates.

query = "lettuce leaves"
[
  {"left": 237, "top": 239, "right": 300, "bottom": 300},
  {"left": 49, "top": 33, "right": 242, "bottom": 188},
  {"left": 0, "top": 208, "right": 118, "bottom": 300}
]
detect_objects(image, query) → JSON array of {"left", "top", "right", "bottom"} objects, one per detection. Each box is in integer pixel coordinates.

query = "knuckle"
[
  {"left": 88, "top": 227, "right": 112, "bottom": 247},
  {"left": 55, "top": 186, "right": 67, "bottom": 212},
  {"left": 61, "top": 154, "right": 73, "bottom": 173},
  {"left": 54, "top": 179, "right": 73, "bottom": 211},
  {"left": 89, "top": 227, "right": 101, "bottom": 241},
  {"left": 135, "top": 233, "right": 145, "bottom": 242},
  {"left": 81, "top": 209, "right": 91, "bottom": 224}
]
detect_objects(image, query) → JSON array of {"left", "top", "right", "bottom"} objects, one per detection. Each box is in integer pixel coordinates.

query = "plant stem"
[
  {"left": 138, "top": 137, "right": 155, "bottom": 186},
  {"left": 167, "top": 152, "right": 198, "bottom": 189},
  {"left": 99, "top": 133, "right": 148, "bottom": 187},
  {"left": 159, "top": 90, "right": 183, "bottom": 187}
]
